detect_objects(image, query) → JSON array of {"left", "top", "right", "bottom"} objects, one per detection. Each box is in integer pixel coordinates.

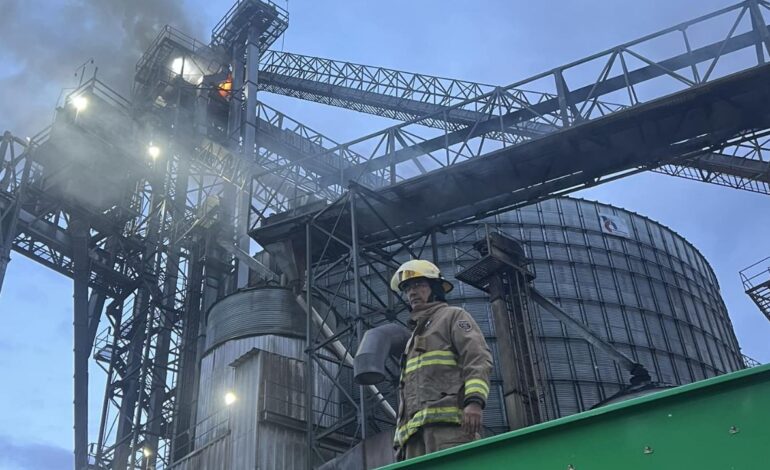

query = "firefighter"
[{"left": 391, "top": 259, "right": 493, "bottom": 461}]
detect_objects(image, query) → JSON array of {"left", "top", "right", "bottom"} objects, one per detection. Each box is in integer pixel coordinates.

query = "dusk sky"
[{"left": 1, "top": 1, "right": 769, "bottom": 469}]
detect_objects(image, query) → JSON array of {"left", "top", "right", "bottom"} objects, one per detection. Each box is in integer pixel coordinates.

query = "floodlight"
[
  {"left": 170, "top": 56, "right": 204, "bottom": 84},
  {"left": 170, "top": 57, "right": 185, "bottom": 76},
  {"left": 224, "top": 391, "right": 237, "bottom": 406},
  {"left": 72, "top": 95, "right": 88, "bottom": 112},
  {"left": 148, "top": 144, "right": 161, "bottom": 159}
]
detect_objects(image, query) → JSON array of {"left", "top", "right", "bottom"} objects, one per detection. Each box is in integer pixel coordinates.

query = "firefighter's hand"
[{"left": 462, "top": 402, "right": 483, "bottom": 436}]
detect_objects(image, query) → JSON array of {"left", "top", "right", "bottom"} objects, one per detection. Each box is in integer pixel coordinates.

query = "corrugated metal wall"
[
  {"left": 172, "top": 288, "right": 341, "bottom": 468},
  {"left": 195, "top": 334, "right": 306, "bottom": 447},
  {"left": 339, "top": 197, "right": 743, "bottom": 430},
  {"left": 204, "top": 287, "right": 309, "bottom": 352},
  {"left": 174, "top": 350, "right": 315, "bottom": 470},
  {"left": 475, "top": 198, "right": 743, "bottom": 418},
  {"left": 169, "top": 434, "right": 231, "bottom": 470}
]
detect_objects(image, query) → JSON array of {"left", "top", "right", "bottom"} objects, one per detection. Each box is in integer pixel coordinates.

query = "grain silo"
[
  {"left": 347, "top": 197, "right": 744, "bottom": 434},
  {"left": 171, "top": 287, "right": 340, "bottom": 469}
]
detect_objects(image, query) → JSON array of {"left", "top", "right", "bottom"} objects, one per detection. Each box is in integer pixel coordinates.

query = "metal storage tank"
[
  {"left": 346, "top": 197, "right": 744, "bottom": 433},
  {"left": 171, "top": 287, "right": 340, "bottom": 470}
]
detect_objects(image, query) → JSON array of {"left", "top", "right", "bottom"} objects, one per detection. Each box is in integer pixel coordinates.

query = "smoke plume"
[{"left": 0, "top": 0, "right": 205, "bottom": 136}]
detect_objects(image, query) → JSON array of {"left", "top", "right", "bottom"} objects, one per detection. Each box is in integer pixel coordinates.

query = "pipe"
[
  {"left": 354, "top": 323, "right": 410, "bottom": 385},
  {"left": 217, "top": 239, "right": 278, "bottom": 282},
  {"left": 295, "top": 296, "right": 397, "bottom": 419},
  {"left": 530, "top": 288, "right": 651, "bottom": 385}
]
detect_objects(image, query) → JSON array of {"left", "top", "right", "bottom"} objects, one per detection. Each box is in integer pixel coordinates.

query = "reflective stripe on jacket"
[{"left": 395, "top": 301, "right": 492, "bottom": 448}]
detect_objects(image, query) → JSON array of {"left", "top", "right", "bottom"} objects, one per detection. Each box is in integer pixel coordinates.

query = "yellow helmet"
[{"left": 390, "top": 259, "right": 454, "bottom": 293}]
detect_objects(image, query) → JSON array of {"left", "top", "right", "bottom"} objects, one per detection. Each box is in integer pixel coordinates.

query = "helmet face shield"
[
  {"left": 390, "top": 260, "right": 454, "bottom": 293},
  {"left": 399, "top": 277, "right": 431, "bottom": 292},
  {"left": 397, "top": 269, "right": 423, "bottom": 287}
]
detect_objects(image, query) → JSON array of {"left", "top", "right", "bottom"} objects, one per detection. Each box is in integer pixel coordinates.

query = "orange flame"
[{"left": 218, "top": 73, "right": 232, "bottom": 99}]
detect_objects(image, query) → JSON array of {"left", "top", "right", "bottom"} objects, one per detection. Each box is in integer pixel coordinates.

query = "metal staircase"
[{"left": 740, "top": 257, "right": 770, "bottom": 321}]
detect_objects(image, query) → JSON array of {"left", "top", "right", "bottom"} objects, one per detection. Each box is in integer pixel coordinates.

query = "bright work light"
[
  {"left": 170, "top": 56, "right": 204, "bottom": 84},
  {"left": 148, "top": 144, "right": 161, "bottom": 159},
  {"left": 71, "top": 95, "right": 88, "bottom": 112}
]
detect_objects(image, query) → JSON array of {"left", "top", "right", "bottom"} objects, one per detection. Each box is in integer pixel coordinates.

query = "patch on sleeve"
[{"left": 457, "top": 320, "right": 472, "bottom": 332}]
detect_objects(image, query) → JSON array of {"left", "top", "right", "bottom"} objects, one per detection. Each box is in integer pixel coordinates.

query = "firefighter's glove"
[{"left": 462, "top": 402, "right": 483, "bottom": 436}]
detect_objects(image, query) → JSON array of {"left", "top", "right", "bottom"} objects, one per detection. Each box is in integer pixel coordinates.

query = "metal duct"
[{"left": 354, "top": 323, "right": 411, "bottom": 385}]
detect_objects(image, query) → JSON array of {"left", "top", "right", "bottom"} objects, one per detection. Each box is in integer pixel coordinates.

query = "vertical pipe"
[
  {"left": 305, "top": 222, "right": 314, "bottom": 470},
  {"left": 171, "top": 239, "right": 204, "bottom": 462},
  {"left": 70, "top": 217, "right": 90, "bottom": 470},
  {"left": 243, "top": 25, "right": 260, "bottom": 159},
  {"left": 487, "top": 275, "right": 528, "bottom": 431},
  {"left": 517, "top": 272, "right": 549, "bottom": 422},
  {"left": 233, "top": 25, "right": 262, "bottom": 289},
  {"left": 224, "top": 40, "right": 245, "bottom": 294},
  {"left": 509, "top": 272, "right": 541, "bottom": 425},
  {"left": 387, "top": 130, "right": 396, "bottom": 187},
  {"left": 430, "top": 230, "right": 439, "bottom": 265},
  {"left": 349, "top": 191, "right": 366, "bottom": 440}
]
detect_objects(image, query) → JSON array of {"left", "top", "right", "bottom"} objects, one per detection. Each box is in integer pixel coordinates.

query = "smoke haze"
[{"left": 0, "top": 0, "right": 205, "bottom": 135}]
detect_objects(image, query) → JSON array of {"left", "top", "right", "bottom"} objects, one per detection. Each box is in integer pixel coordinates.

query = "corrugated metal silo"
[
  {"left": 171, "top": 287, "right": 339, "bottom": 469},
  {"left": 346, "top": 197, "right": 743, "bottom": 434},
  {"left": 445, "top": 198, "right": 744, "bottom": 422}
]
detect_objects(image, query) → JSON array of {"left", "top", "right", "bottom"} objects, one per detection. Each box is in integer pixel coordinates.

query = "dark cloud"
[
  {"left": 0, "top": 0, "right": 205, "bottom": 136},
  {"left": 0, "top": 435, "right": 72, "bottom": 470}
]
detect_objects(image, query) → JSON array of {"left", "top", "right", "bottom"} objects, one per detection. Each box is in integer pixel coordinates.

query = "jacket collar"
[{"left": 408, "top": 301, "right": 447, "bottom": 328}]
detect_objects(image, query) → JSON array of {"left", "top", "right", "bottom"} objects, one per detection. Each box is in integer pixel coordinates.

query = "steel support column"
[
  {"left": 113, "top": 182, "right": 164, "bottom": 470},
  {"left": 70, "top": 216, "right": 90, "bottom": 470},
  {"left": 223, "top": 39, "right": 245, "bottom": 294},
  {"left": 145, "top": 154, "right": 191, "bottom": 468},
  {"left": 349, "top": 189, "right": 367, "bottom": 440},
  {"left": 305, "top": 222, "right": 315, "bottom": 470},
  {"left": 487, "top": 276, "right": 528, "bottom": 430},
  {"left": 170, "top": 236, "right": 204, "bottom": 462},
  {"left": 234, "top": 24, "right": 262, "bottom": 289},
  {"left": 243, "top": 25, "right": 260, "bottom": 159}
]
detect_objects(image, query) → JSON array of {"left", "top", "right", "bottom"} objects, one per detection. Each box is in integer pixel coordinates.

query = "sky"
[{"left": 1, "top": 0, "right": 769, "bottom": 469}]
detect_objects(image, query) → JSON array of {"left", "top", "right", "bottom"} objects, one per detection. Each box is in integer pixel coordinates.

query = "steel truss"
[
  {"left": 654, "top": 127, "right": 770, "bottom": 194},
  {"left": 298, "top": 185, "right": 454, "bottom": 466},
  {"left": 258, "top": 186, "right": 561, "bottom": 465},
  {"left": 251, "top": 0, "right": 770, "bottom": 198}
]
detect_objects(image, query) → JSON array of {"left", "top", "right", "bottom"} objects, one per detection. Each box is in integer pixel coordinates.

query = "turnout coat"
[{"left": 395, "top": 301, "right": 493, "bottom": 449}]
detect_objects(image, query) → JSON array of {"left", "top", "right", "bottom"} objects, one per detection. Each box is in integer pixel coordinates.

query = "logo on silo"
[{"left": 598, "top": 212, "right": 630, "bottom": 238}]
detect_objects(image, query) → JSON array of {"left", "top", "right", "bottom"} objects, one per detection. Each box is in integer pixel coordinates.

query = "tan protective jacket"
[{"left": 394, "top": 301, "right": 493, "bottom": 448}]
